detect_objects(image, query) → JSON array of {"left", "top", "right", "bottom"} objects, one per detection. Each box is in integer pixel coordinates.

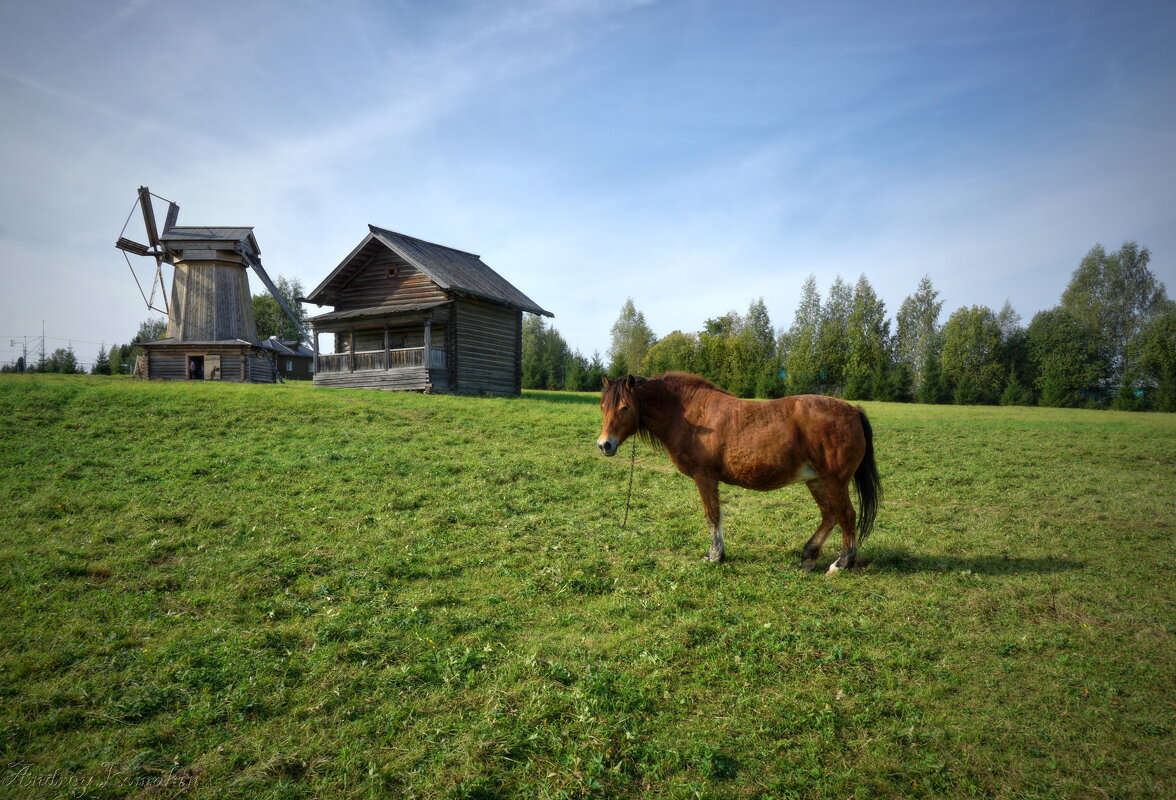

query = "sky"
[{"left": 1, "top": 0, "right": 1174, "bottom": 369}]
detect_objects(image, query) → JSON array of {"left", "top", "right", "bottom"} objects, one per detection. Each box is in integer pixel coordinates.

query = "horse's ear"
[
  {"left": 625, "top": 374, "right": 635, "bottom": 389},
  {"left": 602, "top": 375, "right": 611, "bottom": 388}
]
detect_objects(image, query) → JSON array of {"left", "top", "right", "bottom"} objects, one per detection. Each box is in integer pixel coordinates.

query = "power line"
[{"left": 0, "top": 334, "right": 112, "bottom": 346}]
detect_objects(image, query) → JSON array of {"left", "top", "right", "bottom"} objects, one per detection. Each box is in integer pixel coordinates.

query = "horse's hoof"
[
  {"left": 703, "top": 552, "right": 725, "bottom": 563},
  {"left": 801, "top": 560, "right": 817, "bottom": 573}
]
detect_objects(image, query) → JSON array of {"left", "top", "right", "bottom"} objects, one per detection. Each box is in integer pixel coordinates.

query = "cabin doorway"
[{"left": 187, "top": 356, "right": 204, "bottom": 380}]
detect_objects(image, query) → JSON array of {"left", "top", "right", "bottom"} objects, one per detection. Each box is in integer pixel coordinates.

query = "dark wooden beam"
[
  {"left": 163, "top": 202, "right": 180, "bottom": 233},
  {"left": 138, "top": 186, "right": 159, "bottom": 248}
]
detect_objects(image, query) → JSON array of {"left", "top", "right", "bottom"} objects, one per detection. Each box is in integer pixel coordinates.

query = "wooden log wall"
[
  {"left": 146, "top": 351, "right": 189, "bottom": 381},
  {"left": 144, "top": 346, "right": 272, "bottom": 383},
  {"left": 314, "top": 367, "right": 431, "bottom": 391},
  {"left": 249, "top": 355, "right": 276, "bottom": 383},
  {"left": 452, "top": 297, "right": 522, "bottom": 396},
  {"left": 334, "top": 246, "right": 448, "bottom": 310}
]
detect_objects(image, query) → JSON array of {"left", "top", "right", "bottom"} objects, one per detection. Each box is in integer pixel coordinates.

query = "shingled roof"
[
  {"left": 160, "top": 226, "right": 260, "bottom": 254},
  {"left": 304, "top": 226, "right": 552, "bottom": 317}
]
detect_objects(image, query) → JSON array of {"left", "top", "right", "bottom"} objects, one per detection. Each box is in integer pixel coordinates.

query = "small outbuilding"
[
  {"left": 304, "top": 226, "right": 552, "bottom": 395},
  {"left": 259, "top": 336, "right": 314, "bottom": 381}
]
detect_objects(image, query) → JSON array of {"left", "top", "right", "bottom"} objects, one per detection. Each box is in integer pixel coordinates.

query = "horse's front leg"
[{"left": 694, "top": 475, "right": 725, "bottom": 563}]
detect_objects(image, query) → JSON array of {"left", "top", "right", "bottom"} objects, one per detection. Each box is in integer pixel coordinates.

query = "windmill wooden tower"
[{"left": 116, "top": 186, "right": 310, "bottom": 382}]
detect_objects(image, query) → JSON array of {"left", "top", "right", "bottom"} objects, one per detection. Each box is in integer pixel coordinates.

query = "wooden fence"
[{"left": 316, "top": 347, "right": 447, "bottom": 374}]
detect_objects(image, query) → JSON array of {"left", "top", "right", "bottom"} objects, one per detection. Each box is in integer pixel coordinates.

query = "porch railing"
[{"left": 316, "top": 347, "right": 447, "bottom": 375}]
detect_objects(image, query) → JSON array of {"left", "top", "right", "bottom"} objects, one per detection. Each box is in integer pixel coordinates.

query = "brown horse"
[{"left": 597, "top": 373, "right": 881, "bottom": 573}]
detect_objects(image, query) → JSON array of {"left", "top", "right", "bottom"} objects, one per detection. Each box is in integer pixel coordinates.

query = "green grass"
[{"left": 1, "top": 375, "right": 1173, "bottom": 799}]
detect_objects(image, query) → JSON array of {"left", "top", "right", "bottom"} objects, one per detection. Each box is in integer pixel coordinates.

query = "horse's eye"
[{"left": 620, "top": 406, "right": 629, "bottom": 415}]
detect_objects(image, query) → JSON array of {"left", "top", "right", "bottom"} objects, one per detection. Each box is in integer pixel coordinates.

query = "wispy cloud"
[{"left": 82, "top": 0, "right": 155, "bottom": 39}]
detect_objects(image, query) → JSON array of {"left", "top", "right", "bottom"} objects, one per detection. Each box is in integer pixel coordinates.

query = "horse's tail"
[{"left": 853, "top": 408, "right": 882, "bottom": 544}]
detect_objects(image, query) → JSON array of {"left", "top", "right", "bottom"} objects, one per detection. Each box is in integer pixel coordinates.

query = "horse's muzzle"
[{"left": 598, "top": 439, "right": 617, "bottom": 457}]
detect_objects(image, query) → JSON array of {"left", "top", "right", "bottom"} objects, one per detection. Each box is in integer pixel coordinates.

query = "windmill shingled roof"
[{"left": 161, "top": 227, "right": 260, "bottom": 254}]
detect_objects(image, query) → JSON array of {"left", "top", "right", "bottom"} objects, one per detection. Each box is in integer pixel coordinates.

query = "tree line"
[
  {"left": 522, "top": 241, "right": 1175, "bottom": 411},
  {"left": 0, "top": 318, "right": 170, "bottom": 376}
]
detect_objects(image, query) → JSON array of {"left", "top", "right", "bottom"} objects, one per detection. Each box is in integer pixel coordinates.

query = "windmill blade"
[
  {"left": 163, "top": 201, "right": 180, "bottom": 233},
  {"left": 115, "top": 237, "right": 152, "bottom": 257},
  {"left": 138, "top": 186, "right": 160, "bottom": 248},
  {"left": 115, "top": 189, "right": 154, "bottom": 256},
  {"left": 116, "top": 186, "right": 173, "bottom": 318},
  {"left": 239, "top": 247, "right": 313, "bottom": 346}
]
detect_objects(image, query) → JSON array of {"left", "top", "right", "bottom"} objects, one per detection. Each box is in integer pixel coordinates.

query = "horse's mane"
[
  {"left": 602, "top": 372, "right": 729, "bottom": 409},
  {"left": 652, "top": 372, "right": 732, "bottom": 397}
]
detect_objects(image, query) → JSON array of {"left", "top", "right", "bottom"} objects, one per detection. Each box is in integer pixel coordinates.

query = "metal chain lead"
[{"left": 621, "top": 438, "right": 637, "bottom": 529}]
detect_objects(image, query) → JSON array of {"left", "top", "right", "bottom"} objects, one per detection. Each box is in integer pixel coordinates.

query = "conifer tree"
[
  {"left": 815, "top": 277, "right": 852, "bottom": 393},
  {"left": 783, "top": 275, "right": 822, "bottom": 394},
  {"left": 895, "top": 275, "right": 944, "bottom": 393},
  {"left": 607, "top": 299, "right": 656, "bottom": 377},
  {"left": 844, "top": 275, "right": 889, "bottom": 400},
  {"left": 92, "top": 345, "right": 111, "bottom": 375}
]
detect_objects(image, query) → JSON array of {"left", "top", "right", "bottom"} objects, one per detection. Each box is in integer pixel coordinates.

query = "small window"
[
  {"left": 387, "top": 265, "right": 400, "bottom": 279},
  {"left": 286, "top": 359, "right": 293, "bottom": 372}
]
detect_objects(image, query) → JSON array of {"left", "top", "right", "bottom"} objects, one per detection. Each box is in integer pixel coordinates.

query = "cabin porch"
[{"left": 310, "top": 306, "right": 451, "bottom": 392}]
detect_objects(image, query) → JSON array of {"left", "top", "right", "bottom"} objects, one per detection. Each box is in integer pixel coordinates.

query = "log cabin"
[{"left": 304, "top": 226, "right": 552, "bottom": 394}]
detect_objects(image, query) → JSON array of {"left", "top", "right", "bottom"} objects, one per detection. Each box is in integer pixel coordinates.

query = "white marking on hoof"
[{"left": 826, "top": 561, "right": 842, "bottom": 574}]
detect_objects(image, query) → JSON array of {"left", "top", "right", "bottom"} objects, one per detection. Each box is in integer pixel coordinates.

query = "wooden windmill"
[{"left": 116, "top": 186, "right": 310, "bottom": 382}]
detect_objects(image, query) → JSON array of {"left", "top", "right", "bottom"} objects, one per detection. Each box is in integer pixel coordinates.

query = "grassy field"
[{"left": 0, "top": 375, "right": 1173, "bottom": 799}]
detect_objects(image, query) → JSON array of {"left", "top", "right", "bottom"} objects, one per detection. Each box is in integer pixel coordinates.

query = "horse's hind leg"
[
  {"left": 825, "top": 480, "right": 858, "bottom": 574},
  {"left": 802, "top": 480, "right": 838, "bottom": 572},
  {"left": 694, "top": 475, "right": 725, "bottom": 563}
]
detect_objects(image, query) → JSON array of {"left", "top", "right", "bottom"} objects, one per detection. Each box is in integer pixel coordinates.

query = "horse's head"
[{"left": 597, "top": 375, "right": 642, "bottom": 456}]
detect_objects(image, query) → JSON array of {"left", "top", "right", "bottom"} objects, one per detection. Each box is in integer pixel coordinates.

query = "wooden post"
[
  {"left": 384, "top": 322, "right": 390, "bottom": 371},
  {"left": 449, "top": 304, "right": 458, "bottom": 391},
  {"left": 424, "top": 315, "right": 432, "bottom": 369},
  {"left": 349, "top": 327, "right": 355, "bottom": 372},
  {"left": 313, "top": 330, "right": 319, "bottom": 377}
]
